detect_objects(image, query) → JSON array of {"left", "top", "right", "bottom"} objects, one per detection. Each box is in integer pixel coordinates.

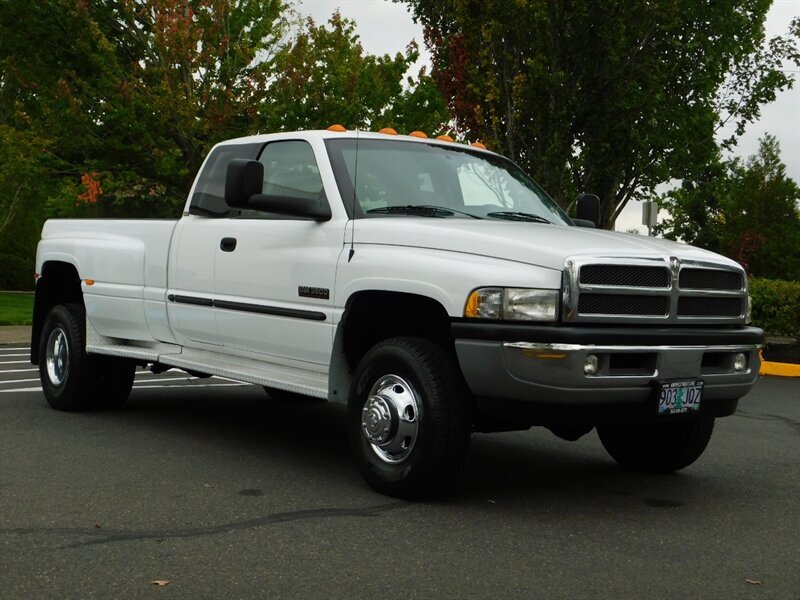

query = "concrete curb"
[
  {"left": 1, "top": 326, "right": 798, "bottom": 377},
  {"left": 759, "top": 351, "right": 800, "bottom": 378}
]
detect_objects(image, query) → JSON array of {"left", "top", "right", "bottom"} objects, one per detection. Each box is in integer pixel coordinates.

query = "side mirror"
[
  {"left": 576, "top": 193, "right": 600, "bottom": 227},
  {"left": 248, "top": 193, "right": 332, "bottom": 221},
  {"left": 225, "top": 159, "right": 263, "bottom": 208}
]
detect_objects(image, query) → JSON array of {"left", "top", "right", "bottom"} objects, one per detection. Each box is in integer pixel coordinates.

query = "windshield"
[{"left": 324, "top": 138, "right": 572, "bottom": 225}]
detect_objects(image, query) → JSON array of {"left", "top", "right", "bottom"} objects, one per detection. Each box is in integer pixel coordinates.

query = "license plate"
[{"left": 657, "top": 379, "right": 703, "bottom": 416}]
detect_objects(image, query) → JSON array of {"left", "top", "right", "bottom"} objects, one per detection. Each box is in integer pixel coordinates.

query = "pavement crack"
[
  {"left": 736, "top": 410, "right": 800, "bottom": 433},
  {"left": 2, "top": 501, "right": 408, "bottom": 548}
]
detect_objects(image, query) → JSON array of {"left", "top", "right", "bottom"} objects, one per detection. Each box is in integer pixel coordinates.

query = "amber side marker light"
[
  {"left": 409, "top": 131, "right": 428, "bottom": 138},
  {"left": 85, "top": 279, "right": 95, "bottom": 286},
  {"left": 378, "top": 127, "right": 398, "bottom": 135},
  {"left": 327, "top": 124, "right": 347, "bottom": 132}
]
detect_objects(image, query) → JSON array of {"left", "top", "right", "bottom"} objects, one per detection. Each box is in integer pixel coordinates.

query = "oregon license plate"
[{"left": 657, "top": 379, "right": 704, "bottom": 416}]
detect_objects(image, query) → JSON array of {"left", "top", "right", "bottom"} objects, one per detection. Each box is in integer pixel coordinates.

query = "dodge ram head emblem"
[{"left": 669, "top": 256, "right": 681, "bottom": 274}]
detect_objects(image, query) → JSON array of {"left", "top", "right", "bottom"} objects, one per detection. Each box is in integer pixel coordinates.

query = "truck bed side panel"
[{"left": 37, "top": 219, "right": 178, "bottom": 343}]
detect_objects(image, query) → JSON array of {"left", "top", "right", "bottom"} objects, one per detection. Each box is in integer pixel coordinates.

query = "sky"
[{"left": 296, "top": 0, "right": 799, "bottom": 232}]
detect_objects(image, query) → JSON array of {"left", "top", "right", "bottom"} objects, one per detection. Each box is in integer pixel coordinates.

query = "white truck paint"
[{"left": 31, "top": 130, "right": 763, "bottom": 498}]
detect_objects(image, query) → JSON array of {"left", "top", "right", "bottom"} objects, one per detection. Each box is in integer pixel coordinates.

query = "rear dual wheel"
[
  {"left": 39, "top": 304, "right": 135, "bottom": 411},
  {"left": 349, "top": 337, "right": 471, "bottom": 499},
  {"left": 597, "top": 418, "right": 715, "bottom": 473}
]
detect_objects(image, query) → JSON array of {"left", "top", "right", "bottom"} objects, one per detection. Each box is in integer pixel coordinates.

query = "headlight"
[{"left": 465, "top": 287, "right": 559, "bottom": 321}]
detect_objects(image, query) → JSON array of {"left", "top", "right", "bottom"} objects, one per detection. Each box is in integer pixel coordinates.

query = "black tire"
[
  {"left": 597, "top": 418, "right": 715, "bottom": 473},
  {"left": 38, "top": 304, "right": 135, "bottom": 411},
  {"left": 348, "top": 337, "right": 471, "bottom": 499}
]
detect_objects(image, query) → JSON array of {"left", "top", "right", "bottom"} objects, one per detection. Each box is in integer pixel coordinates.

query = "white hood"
[{"left": 353, "top": 219, "right": 741, "bottom": 272}]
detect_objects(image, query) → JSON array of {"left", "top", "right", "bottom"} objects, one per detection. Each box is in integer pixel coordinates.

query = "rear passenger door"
[{"left": 213, "top": 140, "right": 344, "bottom": 365}]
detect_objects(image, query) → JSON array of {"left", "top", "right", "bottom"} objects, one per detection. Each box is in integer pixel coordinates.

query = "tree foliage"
[
  {"left": 262, "top": 13, "right": 448, "bottom": 134},
  {"left": 402, "top": 0, "right": 800, "bottom": 228},
  {"left": 657, "top": 135, "right": 800, "bottom": 279},
  {"left": 0, "top": 0, "right": 446, "bottom": 288}
]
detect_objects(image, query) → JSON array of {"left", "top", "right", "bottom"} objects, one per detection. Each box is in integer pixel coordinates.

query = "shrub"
[{"left": 748, "top": 277, "right": 800, "bottom": 338}]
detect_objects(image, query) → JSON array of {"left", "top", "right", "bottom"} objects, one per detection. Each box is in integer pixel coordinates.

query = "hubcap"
[
  {"left": 361, "top": 374, "right": 419, "bottom": 464},
  {"left": 45, "top": 328, "right": 69, "bottom": 387}
]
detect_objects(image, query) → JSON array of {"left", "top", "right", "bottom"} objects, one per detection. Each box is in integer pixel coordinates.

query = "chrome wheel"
[
  {"left": 361, "top": 374, "right": 419, "bottom": 464},
  {"left": 45, "top": 327, "right": 69, "bottom": 387}
]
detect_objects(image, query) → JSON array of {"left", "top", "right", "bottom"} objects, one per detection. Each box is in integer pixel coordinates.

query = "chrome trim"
[
  {"left": 504, "top": 342, "right": 760, "bottom": 352},
  {"left": 562, "top": 255, "right": 748, "bottom": 325}
]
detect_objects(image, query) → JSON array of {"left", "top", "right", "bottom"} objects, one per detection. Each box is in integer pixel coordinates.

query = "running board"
[
  {"left": 85, "top": 320, "right": 329, "bottom": 398},
  {"left": 159, "top": 349, "right": 328, "bottom": 399}
]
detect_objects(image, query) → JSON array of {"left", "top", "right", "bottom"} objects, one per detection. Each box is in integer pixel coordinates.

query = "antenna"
[{"left": 348, "top": 127, "right": 359, "bottom": 262}]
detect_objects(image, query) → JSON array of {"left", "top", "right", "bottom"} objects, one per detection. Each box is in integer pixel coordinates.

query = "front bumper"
[{"left": 453, "top": 323, "right": 762, "bottom": 420}]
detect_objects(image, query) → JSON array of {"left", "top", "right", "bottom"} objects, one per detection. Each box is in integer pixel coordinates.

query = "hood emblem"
[{"left": 669, "top": 256, "right": 681, "bottom": 273}]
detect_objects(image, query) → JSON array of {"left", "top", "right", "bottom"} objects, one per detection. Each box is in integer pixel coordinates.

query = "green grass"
[{"left": 0, "top": 292, "right": 34, "bottom": 326}]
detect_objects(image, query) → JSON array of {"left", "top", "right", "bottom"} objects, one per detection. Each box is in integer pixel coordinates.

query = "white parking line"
[
  {"left": 0, "top": 347, "right": 29, "bottom": 351},
  {"left": 0, "top": 378, "right": 39, "bottom": 385},
  {"left": 0, "top": 387, "right": 41, "bottom": 393},
  {"left": 0, "top": 353, "right": 29, "bottom": 357},
  {"left": 0, "top": 368, "right": 38, "bottom": 374},
  {"left": 0, "top": 360, "right": 31, "bottom": 365}
]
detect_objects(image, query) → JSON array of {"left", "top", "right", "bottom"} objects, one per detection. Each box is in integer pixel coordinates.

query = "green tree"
[
  {"left": 402, "top": 0, "right": 799, "bottom": 228},
  {"left": 263, "top": 13, "right": 449, "bottom": 134},
  {"left": 1, "top": 0, "right": 289, "bottom": 217},
  {"left": 658, "top": 135, "right": 800, "bottom": 279}
]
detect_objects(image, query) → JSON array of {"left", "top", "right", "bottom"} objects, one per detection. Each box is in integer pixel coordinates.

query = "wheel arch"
[
  {"left": 31, "top": 261, "right": 83, "bottom": 364},
  {"left": 327, "top": 290, "right": 454, "bottom": 402}
]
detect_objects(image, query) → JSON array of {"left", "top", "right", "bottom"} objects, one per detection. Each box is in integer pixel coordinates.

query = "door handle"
[{"left": 220, "top": 237, "right": 237, "bottom": 252}]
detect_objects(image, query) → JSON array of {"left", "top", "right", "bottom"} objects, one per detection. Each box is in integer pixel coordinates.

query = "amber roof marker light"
[
  {"left": 436, "top": 135, "right": 454, "bottom": 142},
  {"left": 378, "top": 128, "right": 398, "bottom": 135},
  {"left": 409, "top": 131, "right": 428, "bottom": 138},
  {"left": 327, "top": 124, "right": 347, "bottom": 132},
  {"left": 470, "top": 141, "right": 487, "bottom": 149}
]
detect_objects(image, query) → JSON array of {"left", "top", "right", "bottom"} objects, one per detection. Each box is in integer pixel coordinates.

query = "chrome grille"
[
  {"left": 580, "top": 265, "right": 670, "bottom": 288},
  {"left": 564, "top": 256, "right": 748, "bottom": 324},
  {"left": 679, "top": 268, "right": 743, "bottom": 290}
]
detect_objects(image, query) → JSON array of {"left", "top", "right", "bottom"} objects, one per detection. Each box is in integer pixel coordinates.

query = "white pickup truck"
[{"left": 32, "top": 129, "right": 762, "bottom": 498}]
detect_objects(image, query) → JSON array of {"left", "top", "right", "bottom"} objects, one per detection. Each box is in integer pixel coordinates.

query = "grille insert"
[
  {"left": 578, "top": 294, "right": 669, "bottom": 316},
  {"left": 679, "top": 269, "right": 742, "bottom": 290},
  {"left": 580, "top": 265, "right": 670, "bottom": 288},
  {"left": 677, "top": 297, "right": 743, "bottom": 317}
]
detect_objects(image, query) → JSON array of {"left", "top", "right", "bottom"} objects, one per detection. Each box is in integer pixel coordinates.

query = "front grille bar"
[{"left": 562, "top": 256, "right": 748, "bottom": 325}]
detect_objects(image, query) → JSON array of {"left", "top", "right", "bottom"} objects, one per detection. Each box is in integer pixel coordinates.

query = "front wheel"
[
  {"left": 348, "top": 337, "right": 471, "bottom": 499},
  {"left": 39, "top": 304, "right": 135, "bottom": 411},
  {"left": 597, "top": 418, "right": 715, "bottom": 473}
]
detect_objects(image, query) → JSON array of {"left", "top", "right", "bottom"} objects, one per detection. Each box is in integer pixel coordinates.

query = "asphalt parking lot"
[{"left": 1, "top": 344, "right": 798, "bottom": 599}]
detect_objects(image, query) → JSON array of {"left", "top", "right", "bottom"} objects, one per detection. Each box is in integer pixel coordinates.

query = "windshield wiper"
[
  {"left": 486, "top": 211, "right": 553, "bottom": 224},
  {"left": 367, "top": 205, "right": 481, "bottom": 219}
]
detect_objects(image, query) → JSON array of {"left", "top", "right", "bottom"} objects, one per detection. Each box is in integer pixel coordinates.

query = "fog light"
[
  {"left": 584, "top": 354, "right": 599, "bottom": 375},
  {"left": 734, "top": 352, "right": 747, "bottom": 372}
]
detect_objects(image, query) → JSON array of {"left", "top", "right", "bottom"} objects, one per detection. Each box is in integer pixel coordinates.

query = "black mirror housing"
[
  {"left": 225, "top": 159, "right": 263, "bottom": 208},
  {"left": 576, "top": 193, "right": 600, "bottom": 226},
  {"left": 248, "top": 194, "right": 332, "bottom": 221},
  {"left": 571, "top": 218, "right": 596, "bottom": 228}
]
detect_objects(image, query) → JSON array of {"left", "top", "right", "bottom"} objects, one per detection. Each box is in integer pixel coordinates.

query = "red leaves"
[{"left": 77, "top": 172, "right": 103, "bottom": 204}]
